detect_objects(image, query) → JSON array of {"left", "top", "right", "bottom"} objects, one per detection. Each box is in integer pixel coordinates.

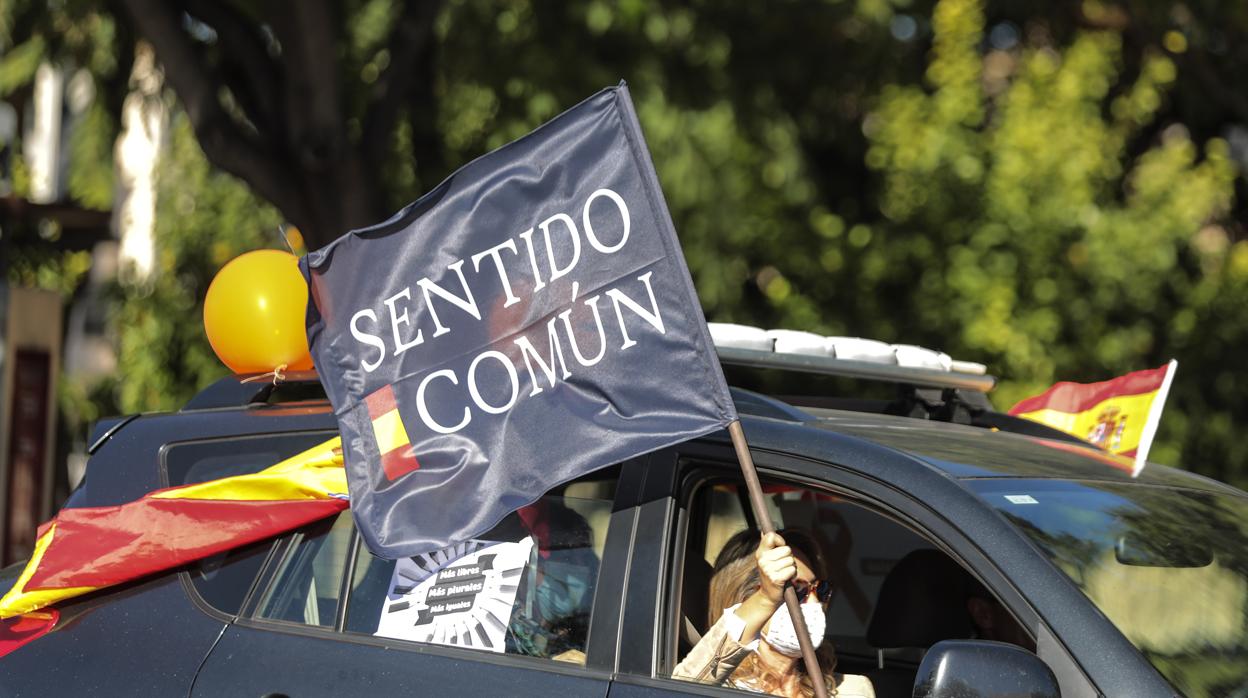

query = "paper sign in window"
[{"left": 375, "top": 538, "right": 532, "bottom": 651}]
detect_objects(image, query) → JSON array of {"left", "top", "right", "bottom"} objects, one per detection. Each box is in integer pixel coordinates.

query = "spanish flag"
[
  {"left": 0, "top": 609, "right": 57, "bottom": 658},
  {"left": 0, "top": 438, "right": 348, "bottom": 620},
  {"left": 1009, "top": 360, "right": 1177, "bottom": 477}
]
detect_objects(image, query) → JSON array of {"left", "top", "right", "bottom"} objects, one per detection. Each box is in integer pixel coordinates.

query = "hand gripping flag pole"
[{"left": 729, "top": 420, "right": 829, "bottom": 698}]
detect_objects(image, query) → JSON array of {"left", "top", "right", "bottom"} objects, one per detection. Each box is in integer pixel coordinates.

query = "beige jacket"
[
  {"left": 671, "top": 611, "right": 755, "bottom": 684},
  {"left": 672, "top": 610, "right": 877, "bottom": 697}
]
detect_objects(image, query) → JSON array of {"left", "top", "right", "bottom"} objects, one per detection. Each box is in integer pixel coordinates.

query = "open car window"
[{"left": 669, "top": 472, "right": 1031, "bottom": 697}]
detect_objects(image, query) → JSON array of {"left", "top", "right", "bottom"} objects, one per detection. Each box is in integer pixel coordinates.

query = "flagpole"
[{"left": 728, "top": 420, "right": 829, "bottom": 698}]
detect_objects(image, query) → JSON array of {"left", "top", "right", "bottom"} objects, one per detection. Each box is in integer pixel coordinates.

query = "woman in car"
[{"left": 673, "top": 528, "right": 874, "bottom": 698}]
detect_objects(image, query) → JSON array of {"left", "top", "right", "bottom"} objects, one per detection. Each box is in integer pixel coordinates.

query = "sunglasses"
[{"left": 791, "top": 579, "right": 833, "bottom": 603}]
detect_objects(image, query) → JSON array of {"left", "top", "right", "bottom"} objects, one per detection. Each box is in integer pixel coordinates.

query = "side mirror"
[{"left": 912, "top": 640, "right": 1060, "bottom": 698}]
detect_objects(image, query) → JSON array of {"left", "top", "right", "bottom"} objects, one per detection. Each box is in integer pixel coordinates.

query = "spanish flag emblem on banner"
[
  {"left": 0, "top": 438, "right": 348, "bottom": 620},
  {"left": 1009, "top": 360, "right": 1177, "bottom": 477}
]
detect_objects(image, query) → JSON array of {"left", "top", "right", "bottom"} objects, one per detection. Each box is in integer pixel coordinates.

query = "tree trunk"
[
  {"left": 294, "top": 153, "right": 388, "bottom": 251},
  {"left": 118, "top": 0, "right": 439, "bottom": 252}
]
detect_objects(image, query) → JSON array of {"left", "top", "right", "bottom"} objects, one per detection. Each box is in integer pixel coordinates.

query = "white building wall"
[
  {"left": 24, "top": 62, "right": 64, "bottom": 203},
  {"left": 113, "top": 43, "right": 166, "bottom": 283}
]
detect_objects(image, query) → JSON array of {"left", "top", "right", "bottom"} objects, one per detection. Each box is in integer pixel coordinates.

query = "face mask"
[{"left": 763, "top": 601, "right": 827, "bottom": 657}]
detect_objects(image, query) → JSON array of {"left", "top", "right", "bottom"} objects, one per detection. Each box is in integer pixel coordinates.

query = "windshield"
[{"left": 968, "top": 479, "right": 1248, "bottom": 697}]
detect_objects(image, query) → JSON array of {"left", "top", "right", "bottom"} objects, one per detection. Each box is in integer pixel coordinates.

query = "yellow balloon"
[{"left": 203, "top": 250, "right": 315, "bottom": 374}]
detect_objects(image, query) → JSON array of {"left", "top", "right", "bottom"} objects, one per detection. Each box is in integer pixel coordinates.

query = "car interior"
[
  {"left": 243, "top": 467, "right": 620, "bottom": 664},
  {"left": 670, "top": 472, "right": 1024, "bottom": 697}
]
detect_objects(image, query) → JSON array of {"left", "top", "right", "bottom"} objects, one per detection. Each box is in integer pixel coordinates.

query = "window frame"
[
  {"left": 162, "top": 430, "right": 338, "bottom": 622},
  {"left": 177, "top": 537, "right": 287, "bottom": 624},
  {"left": 668, "top": 463, "right": 949, "bottom": 671},
  {"left": 250, "top": 511, "right": 358, "bottom": 630},
  {"left": 232, "top": 458, "right": 648, "bottom": 680},
  {"left": 615, "top": 437, "right": 1097, "bottom": 697}
]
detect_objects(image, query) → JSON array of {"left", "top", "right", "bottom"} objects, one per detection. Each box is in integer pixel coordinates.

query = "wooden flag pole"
[{"left": 728, "top": 420, "right": 830, "bottom": 698}]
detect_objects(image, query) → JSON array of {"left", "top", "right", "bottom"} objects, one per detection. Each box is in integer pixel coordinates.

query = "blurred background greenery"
[{"left": 1, "top": 0, "right": 1245, "bottom": 488}]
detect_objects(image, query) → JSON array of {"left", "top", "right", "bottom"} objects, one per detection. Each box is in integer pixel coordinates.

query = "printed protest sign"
[
  {"left": 376, "top": 538, "right": 533, "bottom": 651},
  {"left": 303, "top": 84, "right": 737, "bottom": 558}
]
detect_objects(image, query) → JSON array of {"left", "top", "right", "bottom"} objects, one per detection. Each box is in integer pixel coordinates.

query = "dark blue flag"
[{"left": 302, "top": 84, "right": 737, "bottom": 559}]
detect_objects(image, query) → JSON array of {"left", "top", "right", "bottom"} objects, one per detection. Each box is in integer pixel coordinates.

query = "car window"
[
  {"left": 165, "top": 433, "right": 333, "bottom": 487},
  {"left": 971, "top": 479, "right": 1248, "bottom": 697},
  {"left": 188, "top": 539, "right": 276, "bottom": 615},
  {"left": 165, "top": 432, "right": 335, "bottom": 616},
  {"left": 256, "top": 512, "right": 355, "bottom": 627},
  {"left": 257, "top": 466, "right": 619, "bottom": 667},
  {"left": 669, "top": 473, "right": 1025, "bottom": 696}
]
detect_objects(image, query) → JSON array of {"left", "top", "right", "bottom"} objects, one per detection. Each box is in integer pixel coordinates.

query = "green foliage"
[
  {"left": 1, "top": 0, "right": 121, "bottom": 285},
  {"left": 112, "top": 115, "right": 283, "bottom": 413},
  {"left": 0, "top": 35, "right": 45, "bottom": 96},
  {"left": 66, "top": 99, "right": 115, "bottom": 210},
  {"left": 4, "top": 243, "right": 92, "bottom": 295},
  {"left": 639, "top": 95, "right": 825, "bottom": 328},
  {"left": 9, "top": 0, "right": 1248, "bottom": 488},
  {"left": 860, "top": 0, "right": 1241, "bottom": 480},
  {"left": 1, "top": 0, "right": 121, "bottom": 78}
]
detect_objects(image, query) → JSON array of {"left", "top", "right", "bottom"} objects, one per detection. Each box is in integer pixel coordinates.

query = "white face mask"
[{"left": 763, "top": 601, "right": 827, "bottom": 657}]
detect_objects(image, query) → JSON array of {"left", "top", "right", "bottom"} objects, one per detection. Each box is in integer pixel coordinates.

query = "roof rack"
[
  {"left": 186, "top": 327, "right": 997, "bottom": 411},
  {"left": 705, "top": 325, "right": 1094, "bottom": 445},
  {"left": 178, "top": 338, "right": 1085, "bottom": 448},
  {"left": 716, "top": 347, "right": 996, "bottom": 393},
  {"left": 709, "top": 324, "right": 996, "bottom": 393}
]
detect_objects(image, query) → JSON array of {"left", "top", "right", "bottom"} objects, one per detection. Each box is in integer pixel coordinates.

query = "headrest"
[{"left": 866, "top": 549, "right": 976, "bottom": 648}]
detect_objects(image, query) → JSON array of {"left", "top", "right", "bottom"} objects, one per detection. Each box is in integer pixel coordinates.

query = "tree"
[
  {"left": 3, "top": 0, "right": 1247, "bottom": 485},
  {"left": 112, "top": 114, "right": 283, "bottom": 412},
  {"left": 857, "top": 0, "right": 1243, "bottom": 481},
  {"left": 0, "top": 0, "right": 125, "bottom": 292},
  {"left": 113, "top": 0, "right": 442, "bottom": 249}
]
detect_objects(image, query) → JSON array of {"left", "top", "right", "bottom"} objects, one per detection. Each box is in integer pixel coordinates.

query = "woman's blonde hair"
[{"left": 706, "top": 527, "right": 838, "bottom": 696}]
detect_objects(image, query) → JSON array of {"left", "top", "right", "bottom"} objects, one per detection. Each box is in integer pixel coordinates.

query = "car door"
[
  {"left": 605, "top": 439, "right": 1099, "bottom": 698},
  {"left": 191, "top": 460, "right": 641, "bottom": 697}
]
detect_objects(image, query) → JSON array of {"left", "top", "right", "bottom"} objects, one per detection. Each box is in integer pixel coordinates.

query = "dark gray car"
[{"left": 2, "top": 356, "right": 1245, "bottom": 697}]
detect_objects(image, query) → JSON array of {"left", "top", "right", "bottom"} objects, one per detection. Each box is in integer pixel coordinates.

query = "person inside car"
[
  {"left": 865, "top": 547, "right": 1036, "bottom": 658},
  {"left": 506, "top": 498, "right": 599, "bottom": 663},
  {"left": 965, "top": 576, "right": 1035, "bottom": 652},
  {"left": 673, "top": 528, "right": 875, "bottom": 698}
]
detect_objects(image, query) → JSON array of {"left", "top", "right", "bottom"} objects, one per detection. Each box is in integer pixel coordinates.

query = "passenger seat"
[{"left": 865, "top": 549, "right": 977, "bottom": 696}]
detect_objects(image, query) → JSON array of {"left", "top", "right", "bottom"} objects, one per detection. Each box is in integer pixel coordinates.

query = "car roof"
[
  {"left": 795, "top": 407, "right": 1244, "bottom": 495},
  {"left": 166, "top": 372, "right": 1246, "bottom": 501}
]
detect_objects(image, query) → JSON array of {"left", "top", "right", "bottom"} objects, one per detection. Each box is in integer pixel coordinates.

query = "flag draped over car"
[
  {"left": 1009, "top": 360, "right": 1177, "bottom": 476},
  {"left": 303, "top": 83, "right": 737, "bottom": 559},
  {"left": 0, "top": 438, "right": 348, "bottom": 619}
]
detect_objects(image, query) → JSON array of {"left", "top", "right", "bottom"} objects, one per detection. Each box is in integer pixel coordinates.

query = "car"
[{"left": 2, "top": 332, "right": 1246, "bottom": 697}]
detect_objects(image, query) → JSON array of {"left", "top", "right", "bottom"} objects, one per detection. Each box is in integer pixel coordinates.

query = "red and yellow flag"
[
  {"left": 0, "top": 438, "right": 348, "bottom": 620},
  {"left": 1009, "top": 360, "right": 1177, "bottom": 477},
  {"left": 0, "top": 609, "right": 57, "bottom": 658}
]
